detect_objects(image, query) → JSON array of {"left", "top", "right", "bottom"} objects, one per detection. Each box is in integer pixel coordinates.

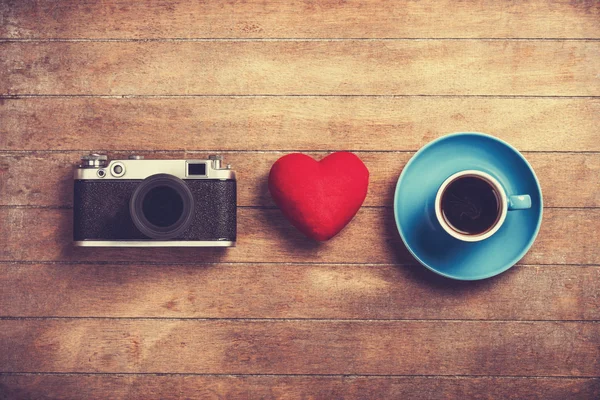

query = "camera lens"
[
  {"left": 130, "top": 174, "right": 194, "bottom": 240},
  {"left": 142, "top": 186, "right": 184, "bottom": 227}
]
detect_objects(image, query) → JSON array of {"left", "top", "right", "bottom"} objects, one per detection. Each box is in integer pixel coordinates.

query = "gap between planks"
[
  {"left": 0, "top": 372, "right": 598, "bottom": 379},
  {"left": 2, "top": 94, "right": 600, "bottom": 99},
  {"left": 0, "top": 261, "right": 598, "bottom": 267},
  {"left": 1, "top": 38, "right": 600, "bottom": 42},
  {"left": 0, "top": 317, "right": 598, "bottom": 323},
  {"left": 1, "top": 150, "right": 600, "bottom": 154},
  {"left": 0, "top": 205, "right": 595, "bottom": 210}
]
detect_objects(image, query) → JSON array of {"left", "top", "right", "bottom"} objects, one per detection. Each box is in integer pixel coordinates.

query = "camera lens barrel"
[{"left": 129, "top": 174, "right": 195, "bottom": 240}]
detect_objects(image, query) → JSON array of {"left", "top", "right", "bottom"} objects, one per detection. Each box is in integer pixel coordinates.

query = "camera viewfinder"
[{"left": 187, "top": 163, "right": 207, "bottom": 176}]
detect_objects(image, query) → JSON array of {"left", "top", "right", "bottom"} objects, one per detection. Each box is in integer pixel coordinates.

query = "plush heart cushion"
[{"left": 268, "top": 152, "right": 369, "bottom": 241}]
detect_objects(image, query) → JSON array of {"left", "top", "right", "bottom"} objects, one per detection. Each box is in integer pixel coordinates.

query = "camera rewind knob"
[
  {"left": 80, "top": 153, "right": 108, "bottom": 168},
  {"left": 209, "top": 154, "right": 223, "bottom": 169}
]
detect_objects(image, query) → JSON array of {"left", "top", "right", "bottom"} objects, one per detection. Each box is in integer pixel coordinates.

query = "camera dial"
[
  {"left": 80, "top": 153, "right": 108, "bottom": 168},
  {"left": 209, "top": 154, "right": 223, "bottom": 169},
  {"left": 111, "top": 162, "right": 126, "bottom": 177}
]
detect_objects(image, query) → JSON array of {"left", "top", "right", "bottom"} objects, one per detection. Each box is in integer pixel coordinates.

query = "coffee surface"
[{"left": 441, "top": 176, "right": 500, "bottom": 235}]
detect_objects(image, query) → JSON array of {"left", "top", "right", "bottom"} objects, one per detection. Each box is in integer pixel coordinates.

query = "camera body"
[{"left": 73, "top": 154, "right": 236, "bottom": 247}]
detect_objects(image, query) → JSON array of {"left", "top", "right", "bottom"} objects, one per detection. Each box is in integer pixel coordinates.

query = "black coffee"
[{"left": 440, "top": 176, "right": 500, "bottom": 235}]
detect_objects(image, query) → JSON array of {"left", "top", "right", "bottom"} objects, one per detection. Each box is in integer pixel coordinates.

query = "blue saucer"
[{"left": 394, "top": 133, "right": 543, "bottom": 280}]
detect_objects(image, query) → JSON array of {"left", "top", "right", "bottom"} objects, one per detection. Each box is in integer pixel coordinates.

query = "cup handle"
[{"left": 508, "top": 194, "right": 532, "bottom": 210}]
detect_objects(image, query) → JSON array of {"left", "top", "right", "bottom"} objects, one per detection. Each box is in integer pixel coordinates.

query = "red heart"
[{"left": 268, "top": 152, "right": 369, "bottom": 241}]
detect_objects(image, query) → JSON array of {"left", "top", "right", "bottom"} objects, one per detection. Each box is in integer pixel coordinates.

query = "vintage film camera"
[{"left": 73, "top": 154, "right": 236, "bottom": 247}]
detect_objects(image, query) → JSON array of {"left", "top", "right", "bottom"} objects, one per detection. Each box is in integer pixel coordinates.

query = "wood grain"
[
  {"left": 2, "top": 41, "right": 598, "bottom": 96},
  {"left": 1, "top": 263, "right": 598, "bottom": 321},
  {"left": 1, "top": 319, "right": 598, "bottom": 376},
  {"left": 0, "top": 374, "right": 598, "bottom": 400},
  {"left": 2, "top": 97, "right": 599, "bottom": 152},
  {"left": 1, "top": 151, "right": 599, "bottom": 208},
  {"left": 2, "top": 2, "right": 599, "bottom": 396},
  {"left": 0, "top": 208, "right": 598, "bottom": 264},
  {"left": 1, "top": 0, "right": 598, "bottom": 39}
]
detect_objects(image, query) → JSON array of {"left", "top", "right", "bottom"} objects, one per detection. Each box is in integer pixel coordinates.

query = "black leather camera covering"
[{"left": 73, "top": 179, "right": 236, "bottom": 241}]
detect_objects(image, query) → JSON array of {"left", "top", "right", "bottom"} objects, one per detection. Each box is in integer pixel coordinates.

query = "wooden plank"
[
  {"left": 1, "top": 41, "right": 598, "bottom": 96},
  {"left": 0, "top": 319, "right": 597, "bottom": 375},
  {"left": 1, "top": 0, "right": 598, "bottom": 39},
  {"left": 0, "top": 208, "right": 598, "bottom": 264},
  {"left": 1, "top": 151, "right": 599, "bottom": 208},
  {"left": 2, "top": 97, "right": 598, "bottom": 152},
  {"left": 0, "top": 263, "right": 597, "bottom": 320},
  {"left": 0, "top": 375, "right": 597, "bottom": 400}
]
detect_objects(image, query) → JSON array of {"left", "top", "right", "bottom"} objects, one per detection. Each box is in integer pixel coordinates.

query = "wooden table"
[{"left": 1, "top": 1, "right": 599, "bottom": 399}]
